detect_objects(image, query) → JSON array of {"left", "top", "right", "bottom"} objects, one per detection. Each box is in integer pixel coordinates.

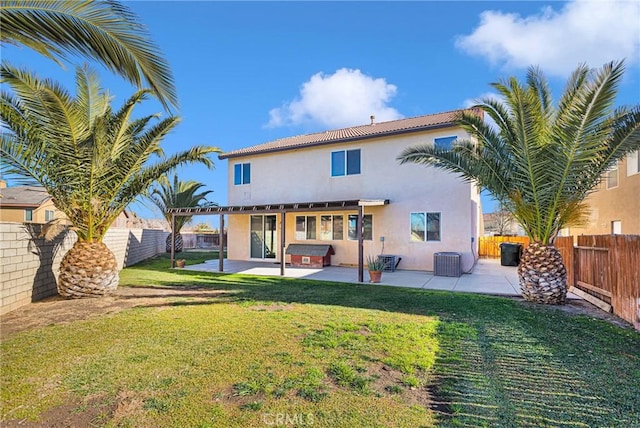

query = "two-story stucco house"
[
  {"left": 565, "top": 150, "right": 640, "bottom": 235},
  {"left": 214, "top": 109, "right": 483, "bottom": 274},
  {"left": 0, "top": 180, "right": 157, "bottom": 229},
  {"left": 0, "top": 181, "right": 65, "bottom": 224}
]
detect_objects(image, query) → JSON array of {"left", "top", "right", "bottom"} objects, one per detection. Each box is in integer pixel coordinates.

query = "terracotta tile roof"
[{"left": 219, "top": 108, "right": 481, "bottom": 159}]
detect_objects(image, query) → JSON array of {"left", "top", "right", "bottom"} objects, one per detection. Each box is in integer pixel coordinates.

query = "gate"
[{"left": 560, "top": 235, "right": 640, "bottom": 331}]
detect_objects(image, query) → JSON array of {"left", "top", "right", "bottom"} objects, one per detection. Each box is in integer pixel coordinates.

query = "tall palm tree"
[
  {"left": 0, "top": 0, "right": 177, "bottom": 110},
  {"left": 147, "top": 174, "right": 215, "bottom": 253},
  {"left": 0, "top": 64, "right": 220, "bottom": 298},
  {"left": 399, "top": 61, "right": 640, "bottom": 304}
]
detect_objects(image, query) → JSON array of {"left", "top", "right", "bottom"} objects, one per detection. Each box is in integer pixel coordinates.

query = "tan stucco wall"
[
  {"left": 0, "top": 207, "right": 26, "bottom": 223},
  {"left": 225, "top": 127, "right": 482, "bottom": 271},
  {"left": 0, "top": 199, "right": 65, "bottom": 224},
  {"left": 567, "top": 155, "right": 640, "bottom": 235}
]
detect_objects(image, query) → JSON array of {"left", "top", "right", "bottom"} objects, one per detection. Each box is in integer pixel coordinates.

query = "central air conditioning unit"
[
  {"left": 377, "top": 254, "right": 399, "bottom": 272},
  {"left": 434, "top": 252, "right": 462, "bottom": 277}
]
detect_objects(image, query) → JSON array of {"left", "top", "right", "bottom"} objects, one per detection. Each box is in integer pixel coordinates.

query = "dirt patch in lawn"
[
  {"left": 513, "top": 296, "right": 635, "bottom": 330},
  {"left": 368, "top": 363, "right": 432, "bottom": 408},
  {"left": 1, "top": 394, "right": 117, "bottom": 428},
  {"left": 0, "top": 286, "right": 229, "bottom": 341}
]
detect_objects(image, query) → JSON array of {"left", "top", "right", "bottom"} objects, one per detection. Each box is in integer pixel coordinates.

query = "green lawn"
[{"left": 2, "top": 252, "right": 639, "bottom": 427}]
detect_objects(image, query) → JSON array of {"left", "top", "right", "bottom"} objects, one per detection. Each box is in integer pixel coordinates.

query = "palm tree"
[
  {"left": 147, "top": 174, "right": 215, "bottom": 253},
  {"left": 1, "top": 0, "right": 177, "bottom": 109},
  {"left": 398, "top": 61, "right": 640, "bottom": 304},
  {"left": 0, "top": 64, "right": 220, "bottom": 298}
]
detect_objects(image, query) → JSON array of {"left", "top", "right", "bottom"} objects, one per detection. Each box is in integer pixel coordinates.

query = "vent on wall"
[{"left": 434, "top": 252, "right": 462, "bottom": 277}]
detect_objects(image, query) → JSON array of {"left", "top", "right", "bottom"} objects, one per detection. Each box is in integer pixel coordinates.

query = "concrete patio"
[{"left": 184, "top": 257, "right": 581, "bottom": 299}]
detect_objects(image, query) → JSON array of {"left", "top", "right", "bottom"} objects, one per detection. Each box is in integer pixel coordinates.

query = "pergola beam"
[
  {"left": 167, "top": 199, "right": 389, "bottom": 281},
  {"left": 167, "top": 199, "right": 388, "bottom": 216}
]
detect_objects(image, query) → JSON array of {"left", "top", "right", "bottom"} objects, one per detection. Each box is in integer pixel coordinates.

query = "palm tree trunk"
[
  {"left": 166, "top": 232, "right": 183, "bottom": 253},
  {"left": 58, "top": 241, "right": 119, "bottom": 298},
  {"left": 517, "top": 242, "right": 567, "bottom": 304}
]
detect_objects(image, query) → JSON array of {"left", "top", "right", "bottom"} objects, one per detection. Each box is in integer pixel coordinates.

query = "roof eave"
[
  {"left": 218, "top": 122, "right": 458, "bottom": 160},
  {"left": 0, "top": 203, "right": 42, "bottom": 208}
]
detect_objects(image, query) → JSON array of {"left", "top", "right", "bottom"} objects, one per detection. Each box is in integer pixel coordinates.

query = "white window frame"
[
  {"left": 627, "top": 150, "right": 640, "bottom": 176},
  {"left": 45, "top": 210, "right": 55, "bottom": 222},
  {"left": 410, "top": 212, "right": 442, "bottom": 242},
  {"left": 233, "top": 162, "right": 251, "bottom": 186},
  {"left": 606, "top": 164, "right": 619, "bottom": 189},
  {"left": 295, "top": 215, "right": 317, "bottom": 240},
  {"left": 347, "top": 214, "right": 373, "bottom": 241},
  {"left": 24, "top": 208, "right": 33, "bottom": 222},
  {"left": 611, "top": 220, "right": 622, "bottom": 235},
  {"left": 319, "top": 215, "right": 344, "bottom": 241},
  {"left": 434, "top": 136, "right": 458, "bottom": 150},
  {"left": 330, "top": 148, "right": 361, "bottom": 177}
]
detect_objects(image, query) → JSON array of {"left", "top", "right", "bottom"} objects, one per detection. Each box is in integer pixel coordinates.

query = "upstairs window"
[
  {"left": 606, "top": 164, "right": 618, "bottom": 189},
  {"left": 45, "top": 210, "right": 54, "bottom": 222},
  {"left": 25, "top": 208, "right": 33, "bottom": 222},
  {"left": 234, "top": 163, "right": 251, "bottom": 185},
  {"left": 628, "top": 150, "right": 640, "bottom": 176},
  {"left": 434, "top": 136, "right": 457, "bottom": 150},
  {"left": 331, "top": 149, "right": 361, "bottom": 176},
  {"left": 612, "top": 220, "right": 622, "bottom": 235}
]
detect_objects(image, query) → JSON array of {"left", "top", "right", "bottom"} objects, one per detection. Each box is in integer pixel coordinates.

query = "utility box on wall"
[{"left": 286, "top": 244, "right": 334, "bottom": 268}]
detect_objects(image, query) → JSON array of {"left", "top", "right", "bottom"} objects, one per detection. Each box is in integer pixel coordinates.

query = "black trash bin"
[{"left": 500, "top": 242, "right": 522, "bottom": 266}]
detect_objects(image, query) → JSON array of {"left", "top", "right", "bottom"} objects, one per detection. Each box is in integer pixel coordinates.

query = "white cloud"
[
  {"left": 266, "top": 68, "right": 402, "bottom": 129},
  {"left": 456, "top": 0, "right": 640, "bottom": 76}
]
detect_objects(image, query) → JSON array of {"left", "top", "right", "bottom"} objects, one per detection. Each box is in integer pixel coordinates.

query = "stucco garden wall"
[{"left": 0, "top": 222, "right": 168, "bottom": 315}]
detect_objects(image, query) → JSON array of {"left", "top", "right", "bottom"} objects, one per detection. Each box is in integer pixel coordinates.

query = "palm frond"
[
  {"left": 1, "top": 65, "right": 218, "bottom": 241},
  {"left": 0, "top": 0, "right": 177, "bottom": 110},
  {"left": 398, "top": 61, "right": 640, "bottom": 244},
  {"left": 146, "top": 173, "right": 215, "bottom": 232}
]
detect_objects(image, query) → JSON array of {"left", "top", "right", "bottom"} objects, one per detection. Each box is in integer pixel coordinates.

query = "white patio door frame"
[{"left": 249, "top": 214, "right": 278, "bottom": 259}]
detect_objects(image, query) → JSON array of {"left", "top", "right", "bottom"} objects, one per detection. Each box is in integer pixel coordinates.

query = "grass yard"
[{"left": 1, "top": 252, "right": 639, "bottom": 427}]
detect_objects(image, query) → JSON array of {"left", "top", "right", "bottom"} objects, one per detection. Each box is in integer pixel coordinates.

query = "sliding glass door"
[{"left": 250, "top": 215, "right": 277, "bottom": 259}]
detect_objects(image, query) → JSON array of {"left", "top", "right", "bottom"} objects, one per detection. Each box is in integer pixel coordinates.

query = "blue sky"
[{"left": 3, "top": 0, "right": 639, "bottom": 226}]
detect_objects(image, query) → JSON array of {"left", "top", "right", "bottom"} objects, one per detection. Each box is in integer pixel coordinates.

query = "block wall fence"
[{"left": 0, "top": 222, "right": 168, "bottom": 316}]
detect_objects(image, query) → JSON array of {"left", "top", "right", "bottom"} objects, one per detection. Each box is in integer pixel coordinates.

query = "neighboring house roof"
[
  {"left": 219, "top": 108, "right": 482, "bottom": 159},
  {"left": 0, "top": 186, "right": 51, "bottom": 207}
]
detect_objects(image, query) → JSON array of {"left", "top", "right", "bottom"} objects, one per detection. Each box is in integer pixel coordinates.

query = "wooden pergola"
[{"left": 167, "top": 199, "right": 389, "bottom": 282}]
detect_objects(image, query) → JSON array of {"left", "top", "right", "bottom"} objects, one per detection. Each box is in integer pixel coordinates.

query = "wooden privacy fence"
[
  {"left": 478, "top": 236, "right": 530, "bottom": 258},
  {"left": 556, "top": 235, "right": 640, "bottom": 331}
]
